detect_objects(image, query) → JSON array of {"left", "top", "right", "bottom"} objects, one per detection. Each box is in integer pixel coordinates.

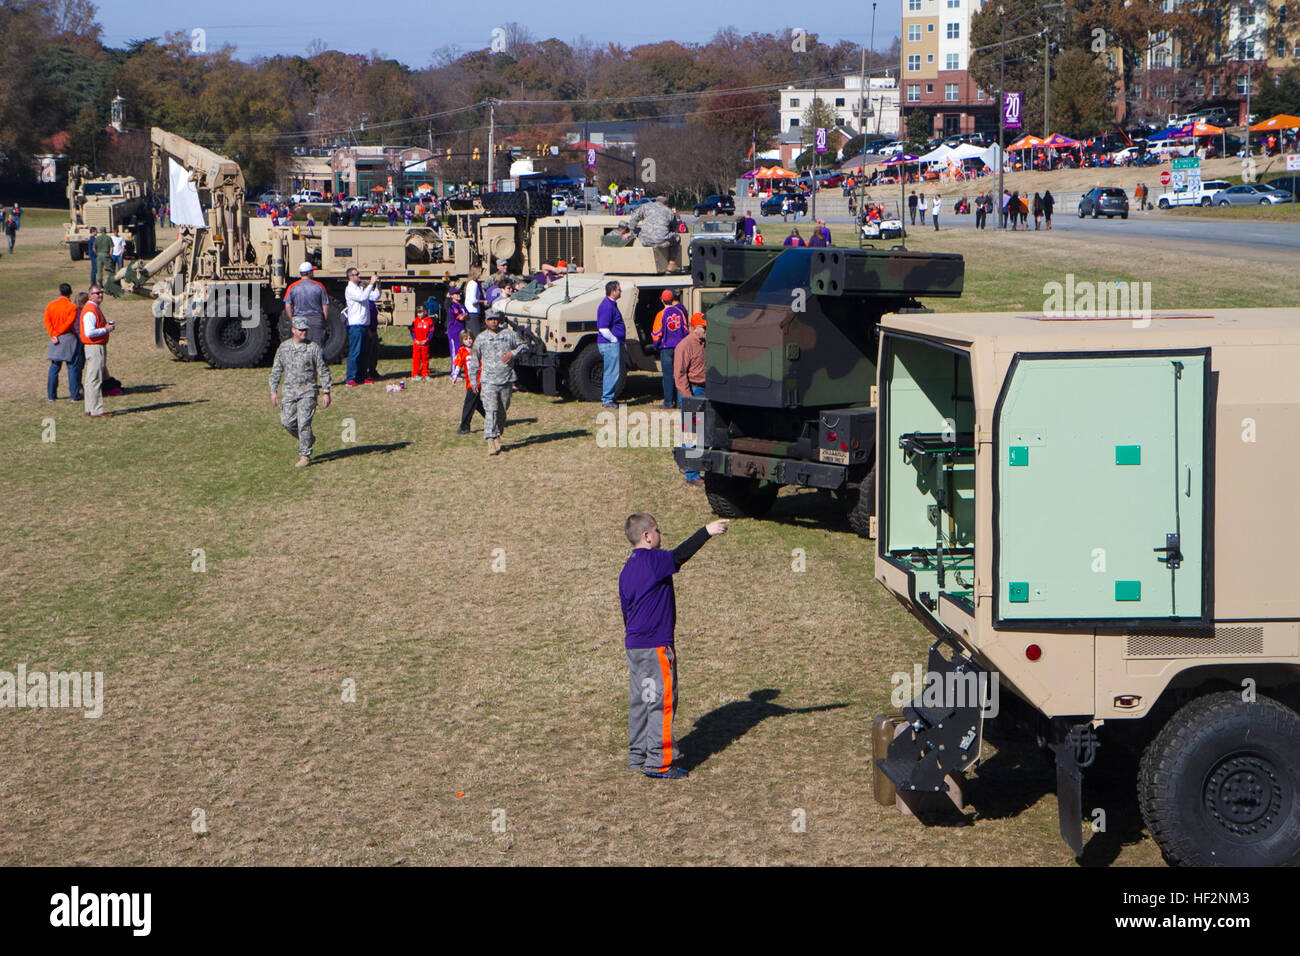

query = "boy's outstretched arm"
[{"left": 672, "top": 519, "right": 728, "bottom": 570}]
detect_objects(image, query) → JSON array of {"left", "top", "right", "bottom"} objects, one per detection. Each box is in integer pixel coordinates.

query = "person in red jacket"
[
  {"left": 410, "top": 305, "right": 435, "bottom": 380},
  {"left": 452, "top": 328, "right": 485, "bottom": 434},
  {"left": 44, "top": 282, "right": 82, "bottom": 401}
]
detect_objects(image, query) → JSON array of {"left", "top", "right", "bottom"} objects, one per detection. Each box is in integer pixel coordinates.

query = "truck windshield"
[{"left": 83, "top": 183, "right": 123, "bottom": 196}]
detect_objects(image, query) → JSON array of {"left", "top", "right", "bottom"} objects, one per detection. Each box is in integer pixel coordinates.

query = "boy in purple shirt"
[{"left": 618, "top": 513, "right": 729, "bottom": 778}]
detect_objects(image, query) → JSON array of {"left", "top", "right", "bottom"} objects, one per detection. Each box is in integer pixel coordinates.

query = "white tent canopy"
[
  {"left": 976, "top": 143, "right": 1004, "bottom": 170},
  {"left": 917, "top": 144, "right": 955, "bottom": 165},
  {"left": 948, "top": 143, "right": 987, "bottom": 160}
]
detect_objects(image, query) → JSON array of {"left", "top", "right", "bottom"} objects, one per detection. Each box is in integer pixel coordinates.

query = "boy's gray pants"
[{"left": 626, "top": 646, "right": 678, "bottom": 772}]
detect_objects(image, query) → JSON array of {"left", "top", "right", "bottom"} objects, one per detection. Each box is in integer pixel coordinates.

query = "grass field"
[{"left": 5, "top": 212, "right": 1291, "bottom": 868}]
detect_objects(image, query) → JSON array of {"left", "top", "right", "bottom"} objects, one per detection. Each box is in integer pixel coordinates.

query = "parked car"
[
  {"left": 1148, "top": 141, "right": 1196, "bottom": 159},
  {"left": 759, "top": 192, "right": 808, "bottom": 216},
  {"left": 1078, "top": 186, "right": 1130, "bottom": 219},
  {"left": 692, "top": 193, "right": 735, "bottom": 216},
  {"left": 1266, "top": 175, "right": 1300, "bottom": 199},
  {"left": 1212, "top": 183, "right": 1294, "bottom": 206},
  {"left": 255, "top": 190, "right": 284, "bottom": 205},
  {"left": 1155, "top": 179, "right": 1231, "bottom": 208},
  {"left": 291, "top": 190, "right": 325, "bottom": 204},
  {"left": 877, "top": 141, "right": 905, "bottom": 157}
]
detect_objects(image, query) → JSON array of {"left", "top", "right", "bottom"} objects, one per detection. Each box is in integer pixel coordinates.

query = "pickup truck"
[{"left": 1154, "top": 179, "right": 1230, "bottom": 208}]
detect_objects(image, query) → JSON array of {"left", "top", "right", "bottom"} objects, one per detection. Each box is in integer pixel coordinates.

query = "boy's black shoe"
[
  {"left": 643, "top": 767, "right": 689, "bottom": 780},
  {"left": 457, "top": 427, "right": 470, "bottom": 434}
]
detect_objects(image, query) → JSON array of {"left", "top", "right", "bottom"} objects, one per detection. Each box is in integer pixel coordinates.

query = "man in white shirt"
[
  {"left": 463, "top": 265, "right": 484, "bottom": 338},
  {"left": 110, "top": 229, "right": 127, "bottom": 273},
  {"left": 343, "top": 268, "right": 380, "bottom": 386},
  {"left": 931, "top": 194, "right": 942, "bottom": 231}
]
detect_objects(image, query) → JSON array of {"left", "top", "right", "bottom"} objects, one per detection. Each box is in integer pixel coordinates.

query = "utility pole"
[
  {"left": 998, "top": 12, "right": 1006, "bottom": 227},
  {"left": 1044, "top": 33, "right": 1051, "bottom": 137},
  {"left": 486, "top": 100, "right": 496, "bottom": 191}
]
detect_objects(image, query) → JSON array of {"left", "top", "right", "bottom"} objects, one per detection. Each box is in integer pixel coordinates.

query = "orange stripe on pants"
[{"left": 657, "top": 647, "right": 674, "bottom": 770}]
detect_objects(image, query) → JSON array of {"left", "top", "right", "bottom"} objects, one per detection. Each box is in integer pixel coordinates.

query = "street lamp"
[{"left": 978, "top": 3, "right": 1061, "bottom": 227}]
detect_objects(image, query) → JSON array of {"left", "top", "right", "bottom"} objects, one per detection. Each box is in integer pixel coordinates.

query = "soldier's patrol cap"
[{"left": 291, "top": 317, "right": 309, "bottom": 330}]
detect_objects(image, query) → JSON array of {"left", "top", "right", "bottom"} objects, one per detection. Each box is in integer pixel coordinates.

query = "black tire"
[
  {"left": 565, "top": 342, "right": 622, "bottom": 402},
  {"left": 197, "top": 312, "right": 272, "bottom": 369},
  {"left": 704, "top": 473, "right": 778, "bottom": 519},
  {"left": 1092, "top": 207, "right": 1099, "bottom": 219},
  {"left": 1120, "top": 212, "right": 1128, "bottom": 219},
  {"left": 1157, "top": 198, "right": 1169, "bottom": 209},
  {"left": 1137, "top": 691, "right": 1300, "bottom": 866},
  {"left": 1078, "top": 208, "right": 1085, "bottom": 219},
  {"left": 1219, "top": 200, "right": 1230, "bottom": 206},
  {"left": 847, "top": 470, "right": 876, "bottom": 538},
  {"left": 321, "top": 299, "right": 349, "bottom": 365},
  {"left": 69, "top": 242, "right": 84, "bottom": 262},
  {"left": 161, "top": 315, "right": 194, "bottom": 361},
  {"left": 1201, "top": 198, "right": 1212, "bottom": 207}
]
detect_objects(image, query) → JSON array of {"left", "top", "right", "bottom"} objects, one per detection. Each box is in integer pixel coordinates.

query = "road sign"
[
  {"left": 1288, "top": 153, "right": 1300, "bottom": 171},
  {"left": 1003, "top": 92, "right": 1022, "bottom": 131},
  {"left": 814, "top": 127, "right": 828, "bottom": 154},
  {"left": 1171, "top": 156, "right": 1199, "bottom": 170},
  {"left": 1160, "top": 170, "right": 1171, "bottom": 185}
]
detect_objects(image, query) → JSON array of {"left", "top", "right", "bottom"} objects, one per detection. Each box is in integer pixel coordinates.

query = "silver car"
[{"left": 1211, "top": 184, "right": 1293, "bottom": 206}]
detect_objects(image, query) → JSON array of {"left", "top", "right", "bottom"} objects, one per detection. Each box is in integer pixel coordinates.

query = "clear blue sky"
[{"left": 97, "top": 0, "right": 901, "bottom": 68}]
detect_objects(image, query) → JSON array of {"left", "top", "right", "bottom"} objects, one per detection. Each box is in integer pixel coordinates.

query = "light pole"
[{"left": 981, "top": 3, "right": 1061, "bottom": 227}]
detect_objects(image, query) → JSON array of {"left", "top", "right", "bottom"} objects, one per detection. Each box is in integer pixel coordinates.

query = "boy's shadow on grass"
[
  {"left": 313, "top": 441, "right": 411, "bottom": 462},
  {"left": 506, "top": 428, "right": 589, "bottom": 449},
  {"left": 677, "top": 689, "right": 847, "bottom": 772}
]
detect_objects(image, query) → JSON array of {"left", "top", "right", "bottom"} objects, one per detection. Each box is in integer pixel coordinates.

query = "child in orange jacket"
[
  {"left": 410, "top": 305, "right": 434, "bottom": 380},
  {"left": 453, "top": 328, "right": 484, "bottom": 434}
]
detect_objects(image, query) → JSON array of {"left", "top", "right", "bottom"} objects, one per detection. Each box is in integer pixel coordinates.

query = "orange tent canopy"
[
  {"left": 753, "top": 166, "right": 797, "bottom": 179},
  {"left": 1006, "top": 134, "right": 1045, "bottom": 151},
  {"left": 1192, "top": 121, "right": 1224, "bottom": 135},
  {"left": 1249, "top": 113, "right": 1300, "bottom": 132}
]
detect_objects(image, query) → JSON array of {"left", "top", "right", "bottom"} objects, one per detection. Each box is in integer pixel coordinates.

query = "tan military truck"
[
  {"left": 64, "top": 166, "right": 155, "bottom": 262},
  {"left": 873, "top": 308, "right": 1300, "bottom": 865},
  {"left": 496, "top": 217, "right": 744, "bottom": 400},
  {"left": 122, "top": 128, "right": 544, "bottom": 368}
]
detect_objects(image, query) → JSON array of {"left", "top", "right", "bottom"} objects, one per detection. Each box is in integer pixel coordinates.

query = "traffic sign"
[{"left": 1160, "top": 170, "right": 1171, "bottom": 185}]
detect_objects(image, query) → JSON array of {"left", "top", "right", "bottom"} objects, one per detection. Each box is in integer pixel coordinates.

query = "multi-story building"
[
  {"left": 900, "top": 0, "right": 997, "bottom": 137},
  {"left": 777, "top": 75, "right": 901, "bottom": 138}
]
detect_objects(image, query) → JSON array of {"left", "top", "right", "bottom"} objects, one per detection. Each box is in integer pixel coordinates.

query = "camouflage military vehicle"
[
  {"left": 64, "top": 166, "right": 156, "bottom": 262},
  {"left": 874, "top": 308, "right": 1300, "bottom": 865},
  {"left": 673, "top": 244, "right": 964, "bottom": 535},
  {"left": 496, "top": 217, "right": 756, "bottom": 401}
]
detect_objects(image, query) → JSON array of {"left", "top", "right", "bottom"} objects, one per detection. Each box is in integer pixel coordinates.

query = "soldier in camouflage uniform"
[
  {"left": 270, "top": 316, "right": 333, "bottom": 467},
  {"left": 467, "top": 313, "right": 530, "bottom": 456},
  {"left": 626, "top": 196, "right": 681, "bottom": 271}
]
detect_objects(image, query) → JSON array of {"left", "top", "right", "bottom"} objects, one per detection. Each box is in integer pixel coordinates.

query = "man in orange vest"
[
  {"left": 44, "top": 282, "right": 82, "bottom": 402},
  {"left": 80, "top": 285, "right": 114, "bottom": 417}
]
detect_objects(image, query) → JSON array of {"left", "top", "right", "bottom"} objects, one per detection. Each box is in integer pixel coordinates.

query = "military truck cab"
[{"left": 874, "top": 309, "right": 1300, "bottom": 866}]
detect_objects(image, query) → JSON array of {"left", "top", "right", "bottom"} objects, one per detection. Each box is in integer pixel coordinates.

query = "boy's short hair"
[
  {"left": 624, "top": 513, "right": 657, "bottom": 545},
  {"left": 460, "top": 329, "right": 474, "bottom": 344}
]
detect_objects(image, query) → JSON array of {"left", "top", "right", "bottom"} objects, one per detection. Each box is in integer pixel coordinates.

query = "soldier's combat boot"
[{"left": 295, "top": 456, "right": 310, "bottom": 468}]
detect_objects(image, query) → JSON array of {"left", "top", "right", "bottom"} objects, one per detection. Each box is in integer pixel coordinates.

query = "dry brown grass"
[{"left": 0, "top": 213, "right": 1180, "bottom": 867}]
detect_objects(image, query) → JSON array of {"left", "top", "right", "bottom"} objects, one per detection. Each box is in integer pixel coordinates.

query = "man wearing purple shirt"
[
  {"left": 596, "top": 280, "right": 625, "bottom": 408},
  {"left": 619, "top": 513, "right": 729, "bottom": 778}
]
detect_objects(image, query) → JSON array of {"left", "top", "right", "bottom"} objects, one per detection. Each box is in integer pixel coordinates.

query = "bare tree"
[{"left": 306, "top": 38, "right": 327, "bottom": 58}]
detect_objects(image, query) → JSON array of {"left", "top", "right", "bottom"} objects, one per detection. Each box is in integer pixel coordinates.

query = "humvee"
[
  {"left": 496, "top": 217, "right": 740, "bottom": 401},
  {"left": 873, "top": 308, "right": 1300, "bottom": 866}
]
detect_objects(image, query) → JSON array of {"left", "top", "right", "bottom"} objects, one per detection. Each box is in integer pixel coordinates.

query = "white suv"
[{"left": 1155, "top": 179, "right": 1231, "bottom": 208}]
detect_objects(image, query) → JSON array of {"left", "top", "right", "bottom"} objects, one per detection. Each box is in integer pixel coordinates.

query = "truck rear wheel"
[
  {"left": 69, "top": 242, "right": 84, "bottom": 262},
  {"left": 847, "top": 472, "right": 876, "bottom": 538},
  {"left": 704, "top": 473, "right": 778, "bottom": 518},
  {"left": 321, "top": 300, "right": 350, "bottom": 365},
  {"left": 197, "top": 313, "right": 272, "bottom": 369},
  {"left": 566, "top": 342, "right": 622, "bottom": 402},
  {"left": 1137, "top": 691, "right": 1300, "bottom": 866}
]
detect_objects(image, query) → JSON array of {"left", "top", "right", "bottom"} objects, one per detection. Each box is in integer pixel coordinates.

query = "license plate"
[{"left": 819, "top": 447, "right": 849, "bottom": 464}]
